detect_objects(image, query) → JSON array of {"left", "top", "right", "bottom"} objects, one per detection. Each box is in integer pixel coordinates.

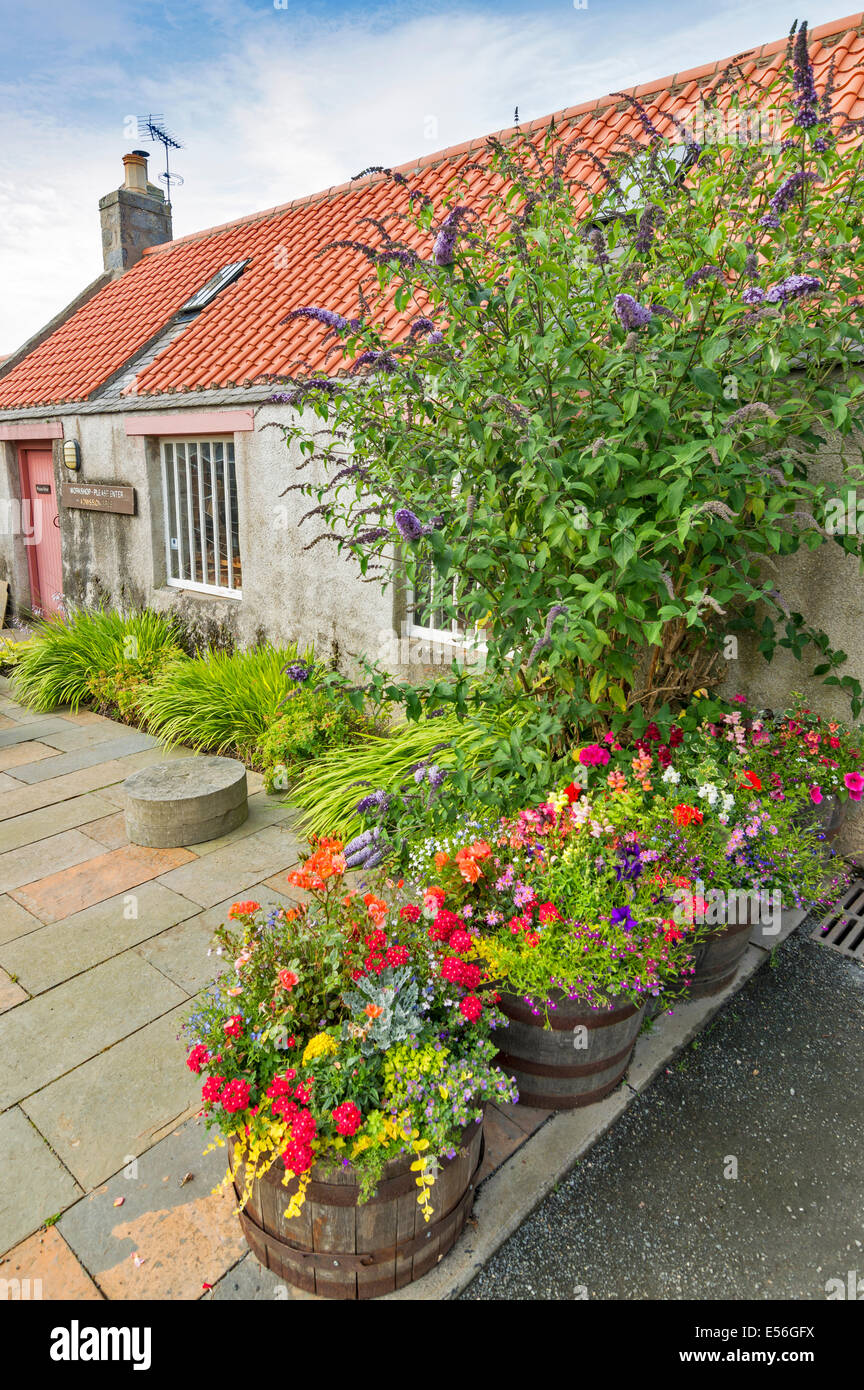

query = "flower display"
[{"left": 184, "top": 838, "right": 516, "bottom": 1222}]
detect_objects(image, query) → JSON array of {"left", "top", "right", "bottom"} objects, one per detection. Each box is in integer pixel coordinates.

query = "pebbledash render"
[{"left": 1, "top": 14, "right": 864, "bottom": 701}]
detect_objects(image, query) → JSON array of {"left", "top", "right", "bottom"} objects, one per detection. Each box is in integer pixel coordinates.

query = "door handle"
[{"left": 53, "top": 515, "right": 60, "bottom": 528}]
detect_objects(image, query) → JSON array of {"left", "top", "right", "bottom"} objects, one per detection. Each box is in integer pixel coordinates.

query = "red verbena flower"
[
  {"left": 221, "top": 1079, "right": 251, "bottom": 1114},
  {"left": 332, "top": 1101, "right": 362, "bottom": 1137},
  {"left": 282, "top": 1140, "right": 315, "bottom": 1174},
  {"left": 186, "top": 1044, "right": 210, "bottom": 1074},
  {"left": 459, "top": 995, "right": 483, "bottom": 1023},
  {"left": 399, "top": 903, "right": 421, "bottom": 922},
  {"left": 223, "top": 1014, "right": 243, "bottom": 1038}
]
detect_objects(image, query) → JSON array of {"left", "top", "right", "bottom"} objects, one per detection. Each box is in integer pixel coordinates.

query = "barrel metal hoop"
[
  {"left": 501, "top": 997, "right": 639, "bottom": 1031},
  {"left": 496, "top": 1038, "right": 637, "bottom": 1079},
  {"left": 237, "top": 1133, "right": 484, "bottom": 1273}
]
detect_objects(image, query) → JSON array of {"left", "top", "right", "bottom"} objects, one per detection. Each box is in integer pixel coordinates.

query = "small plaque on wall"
[{"left": 61, "top": 482, "right": 136, "bottom": 515}]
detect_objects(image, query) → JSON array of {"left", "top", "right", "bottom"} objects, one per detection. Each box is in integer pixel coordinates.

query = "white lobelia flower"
[{"left": 662, "top": 766, "right": 680, "bottom": 784}]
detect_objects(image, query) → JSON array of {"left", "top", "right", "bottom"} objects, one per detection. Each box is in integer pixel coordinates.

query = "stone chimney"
[{"left": 99, "top": 151, "right": 172, "bottom": 276}]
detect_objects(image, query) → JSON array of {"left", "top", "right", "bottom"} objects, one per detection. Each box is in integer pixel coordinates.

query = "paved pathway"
[{"left": 0, "top": 676, "right": 544, "bottom": 1300}]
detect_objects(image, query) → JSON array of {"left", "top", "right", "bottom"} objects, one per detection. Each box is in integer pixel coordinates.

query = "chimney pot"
[{"left": 122, "top": 151, "right": 149, "bottom": 193}]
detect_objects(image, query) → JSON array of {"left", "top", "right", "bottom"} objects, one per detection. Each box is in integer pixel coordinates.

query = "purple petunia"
[{"left": 613, "top": 293, "right": 652, "bottom": 331}]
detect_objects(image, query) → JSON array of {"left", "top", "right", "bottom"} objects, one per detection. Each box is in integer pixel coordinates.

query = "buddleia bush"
[{"left": 277, "top": 20, "right": 864, "bottom": 815}]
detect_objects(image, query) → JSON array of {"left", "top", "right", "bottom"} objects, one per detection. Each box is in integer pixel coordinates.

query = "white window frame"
[
  {"left": 406, "top": 561, "right": 487, "bottom": 665},
  {"left": 159, "top": 437, "right": 242, "bottom": 599}
]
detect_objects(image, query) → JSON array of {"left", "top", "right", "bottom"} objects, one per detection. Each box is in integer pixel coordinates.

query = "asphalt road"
[{"left": 462, "top": 924, "right": 864, "bottom": 1301}]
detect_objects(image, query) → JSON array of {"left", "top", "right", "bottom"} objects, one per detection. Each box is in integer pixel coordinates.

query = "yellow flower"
[{"left": 302, "top": 1032, "right": 339, "bottom": 1065}]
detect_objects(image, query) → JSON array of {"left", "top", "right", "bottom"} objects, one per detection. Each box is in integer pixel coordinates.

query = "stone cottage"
[{"left": 1, "top": 14, "right": 863, "bottom": 704}]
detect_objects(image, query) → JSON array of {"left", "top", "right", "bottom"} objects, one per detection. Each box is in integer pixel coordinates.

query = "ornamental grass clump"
[
  {"left": 184, "top": 839, "right": 516, "bottom": 1221},
  {"left": 11, "top": 605, "right": 183, "bottom": 713},
  {"left": 138, "top": 643, "right": 315, "bottom": 761}
]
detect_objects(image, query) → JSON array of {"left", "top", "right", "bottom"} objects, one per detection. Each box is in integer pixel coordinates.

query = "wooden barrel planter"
[
  {"left": 686, "top": 899, "right": 757, "bottom": 1000},
  {"left": 794, "top": 794, "right": 846, "bottom": 847},
  {"left": 495, "top": 992, "right": 646, "bottom": 1109},
  {"left": 230, "top": 1118, "right": 483, "bottom": 1299}
]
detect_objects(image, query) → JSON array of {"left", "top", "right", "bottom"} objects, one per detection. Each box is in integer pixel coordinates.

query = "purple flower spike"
[
  {"left": 394, "top": 508, "right": 423, "bottom": 540},
  {"left": 282, "top": 306, "right": 351, "bottom": 331},
  {"left": 284, "top": 661, "right": 311, "bottom": 683},
  {"left": 741, "top": 287, "right": 765, "bottom": 306},
  {"left": 613, "top": 293, "right": 652, "bottom": 331},
  {"left": 765, "top": 274, "right": 822, "bottom": 305},
  {"left": 433, "top": 206, "right": 471, "bottom": 267}
]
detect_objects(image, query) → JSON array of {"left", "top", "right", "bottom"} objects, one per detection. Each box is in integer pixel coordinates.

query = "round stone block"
[{"left": 123, "top": 756, "right": 249, "bottom": 848}]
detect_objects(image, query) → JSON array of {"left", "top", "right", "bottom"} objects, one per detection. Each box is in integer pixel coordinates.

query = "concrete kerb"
[{"left": 378, "top": 907, "right": 809, "bottom": 1301}]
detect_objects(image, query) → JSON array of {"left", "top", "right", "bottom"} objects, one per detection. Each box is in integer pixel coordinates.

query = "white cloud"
[{"left": 0, "top": 0, "right": 846, "bottom": 352}]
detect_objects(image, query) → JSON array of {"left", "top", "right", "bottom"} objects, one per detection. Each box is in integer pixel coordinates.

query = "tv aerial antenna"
[{"left": 137, "top": 115, "right": 184, "bottom": 202}]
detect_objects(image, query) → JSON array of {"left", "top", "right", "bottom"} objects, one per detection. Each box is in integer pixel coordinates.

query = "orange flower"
[
  {"left": 278, "top": 969, "right": 299, "bottom": 991},
  {"left": 434, "top": 851, "right": 450, "bottom": 870},
  {"left": 364, "top": 1003, "right": 384, "bottom": 1020},
  {"left": 363, "top": 893, "right": 388, "bottom": 927},
  {"left": 228, "top": 900, "right": 260, "bottom": 919}
]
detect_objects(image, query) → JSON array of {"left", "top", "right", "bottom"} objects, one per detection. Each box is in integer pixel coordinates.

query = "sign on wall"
[{"left": 60, "top": 482, "right": 136, "bottom": 515}]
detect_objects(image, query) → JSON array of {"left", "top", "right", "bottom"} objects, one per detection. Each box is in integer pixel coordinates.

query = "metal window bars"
[{"left": 160, "top": 439, "right": 242, "bottom": 597}]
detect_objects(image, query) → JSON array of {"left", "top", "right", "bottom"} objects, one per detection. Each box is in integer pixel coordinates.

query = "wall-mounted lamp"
[{"left": 63, "top": 440, "right": 81, "bottom": 472}]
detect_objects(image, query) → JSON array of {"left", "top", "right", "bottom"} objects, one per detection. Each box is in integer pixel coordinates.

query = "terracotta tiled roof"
[{"left": 1, "top": 13, "right": 862, "bottom": 411}]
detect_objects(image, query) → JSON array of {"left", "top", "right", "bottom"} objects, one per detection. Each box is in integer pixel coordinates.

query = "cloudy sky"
[{"left": 0, "top": 0, "right": 848, "bottom": 351}]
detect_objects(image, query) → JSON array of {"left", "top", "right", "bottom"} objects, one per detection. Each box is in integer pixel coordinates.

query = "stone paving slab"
[
  {"left": 0, "top": 952, "right": 187, "bottom": 1109},
  {"left": 0, "top": 1108, "right": 83, "bottom": 1254},
  {"left": 57, "top": 1117, "right": 246, "bottom": 1300},
  {"left": 156, "top": 825, "right": 301, "bottom": 909},
  {"left": 9, "top": 731, "right": 158, "bottom": 785},
  {"left": 0, "top": 967, "right": 27, "bottom": 1013},
  {"left": 0, "top": 1226, "right": 103, "bottom": 1301},
  {"left": 0, "top": 881, "right": 201, "bottom": 994},
  {"left": 0, "top": 895, "right": 43, "bottom": 947},
  {"left": 0, "top": 719, "right": 74, "bottom": 749},
  {"left": 0, "top": 793, "right": 118, "bottom": 855},
  {"left": 0, "top": 741, "right": 62, "bottom": 772},
  {"left": 185, "top": 793, "right": 295, "bottom": 857},
  {"left": 37, "top": 724, "right": 151, "bottom": 753},
  {"left": 0, "top": 829, "right": 103, "bottom": 895},
  {"left": 0, "top": 773, "right": 23, "bottom": 797},
  {"left": 81, "top": 811, "right": 130, "bottom": 850},
  {"left": 10, "top": 842, "right": 196, "bottom": 923},
  {"left": 22, "top": 1005, "right": 201, "bottom": 1191},
  {"left": 135, "top": 882, "right": 288, "bottom": 994},
  {"left": 0, "top": 761, "right": 140, "bottom": 823}
]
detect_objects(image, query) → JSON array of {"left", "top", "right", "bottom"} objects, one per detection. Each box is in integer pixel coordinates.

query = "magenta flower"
[
  {"left": 844, "top": 772, "right": 864, "bottom": 801},
  {"left": 809, "top": 784, "right": 823, "bottom": 804},
  {"left": 578, "top": 744, "right": 611, "bottom": 768}
]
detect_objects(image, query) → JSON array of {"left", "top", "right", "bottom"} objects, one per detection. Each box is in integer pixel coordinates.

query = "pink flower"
[
  {"left": 809, "top": 784, "right": 822, "bottom": 804},
  {"left": 578, "top": 744, "right": 610, "bottom": 768},
  {"left": 844, "top": 772, "right": 864, "bottom": 801}
]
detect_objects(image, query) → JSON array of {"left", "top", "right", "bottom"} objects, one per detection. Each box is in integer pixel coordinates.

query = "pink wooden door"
[{"left": 19, "top": 449, "right": 63, "bottom": 615}]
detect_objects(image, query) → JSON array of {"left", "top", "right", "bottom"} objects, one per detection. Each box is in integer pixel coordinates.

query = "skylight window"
[
  {"left": 592, "top": 144, "right": 696, "bottom": 223},
  {"left": 179, "top": 260, "right": 249, "bottom": 314}
]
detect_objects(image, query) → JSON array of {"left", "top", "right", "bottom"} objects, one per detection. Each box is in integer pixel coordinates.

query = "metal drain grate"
[{"left": 811, "top": 876, "right": 864, "bottom": 961}]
